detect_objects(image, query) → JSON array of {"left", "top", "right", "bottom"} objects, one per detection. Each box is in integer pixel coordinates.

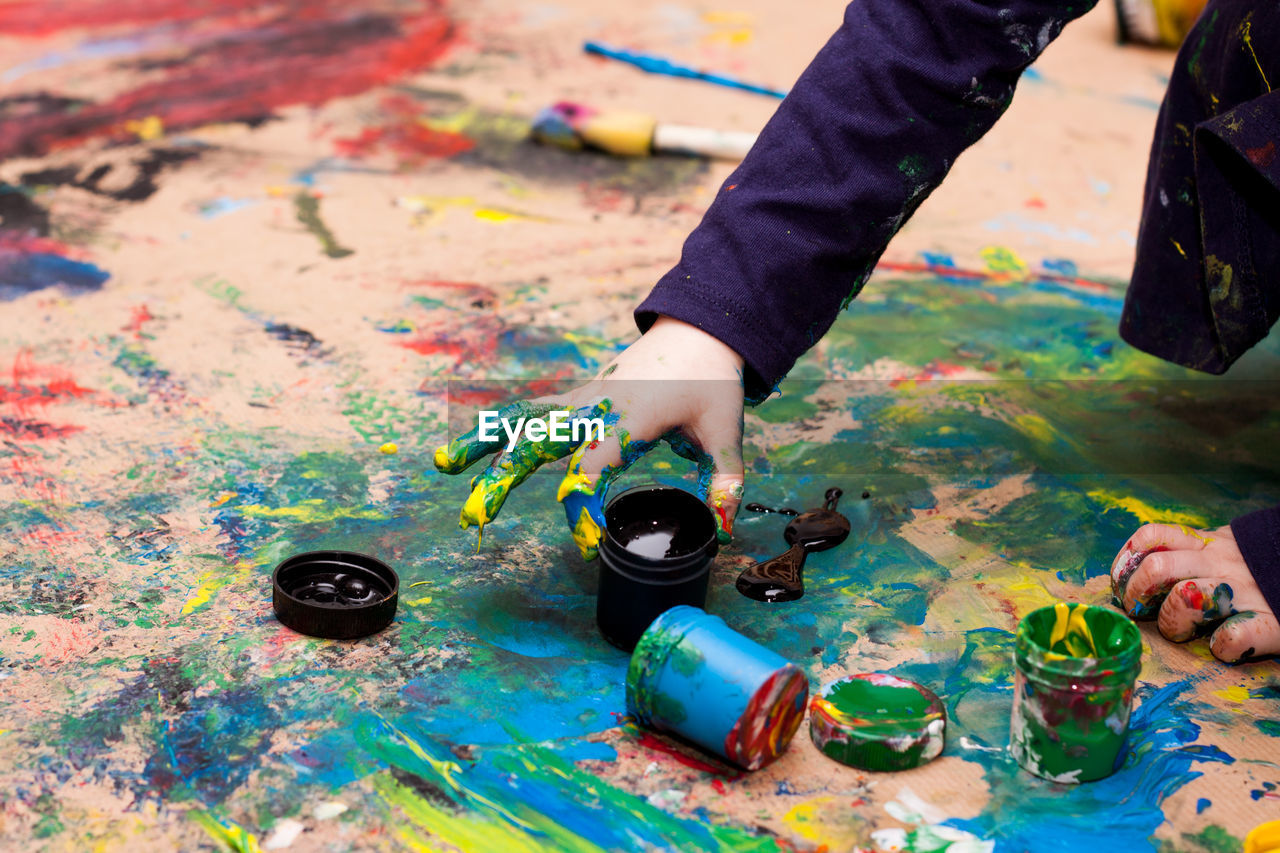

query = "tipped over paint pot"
[
  {"left": 626, "top": 606, "right": 809, "bottom": 771},
  {"left": 597, "top": 486, "right": 718, "bottom": 651},
  {"left": 810, "top": 673, "right": 946, "bottom": 771},
  {"left": 1010, "top": 602, "right": 1142, "bottom": 783}
]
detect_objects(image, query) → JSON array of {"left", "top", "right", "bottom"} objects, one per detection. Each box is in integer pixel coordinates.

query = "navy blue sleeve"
[
  {"left": 636, "top": 0, "right": 1097, "bottom": 400},
  {"left": 1230, "top": 507, "right": 1280, "bottom": 621}
]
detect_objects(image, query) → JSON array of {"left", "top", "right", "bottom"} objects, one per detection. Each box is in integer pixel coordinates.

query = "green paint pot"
[
  {"left": 809, "top": 673, "right": 946, "bottom": 771},
  {"left": 1010, "top": 602, "right": 1142, "bottom": 783}
]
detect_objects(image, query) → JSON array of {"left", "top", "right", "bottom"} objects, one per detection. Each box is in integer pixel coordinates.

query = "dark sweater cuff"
[
  {"left": 1229, "top": 505, "right": 1280, "bottom": 618},
  {"left": 636, "top": 271, "right": 796, "bottom": 404}
]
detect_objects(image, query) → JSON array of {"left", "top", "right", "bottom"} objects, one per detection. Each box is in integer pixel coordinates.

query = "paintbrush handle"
[{"left": 653, "top": 124, "right": 757, "bottom": 160}]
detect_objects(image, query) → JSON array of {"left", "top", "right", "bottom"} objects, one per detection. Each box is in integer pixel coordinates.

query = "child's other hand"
[
  {"left": 434, "top": 317, "right": 746, "bottom": 560},
  {"left": 1111, "top": 523, "right": 1280, "bottom": 663}
]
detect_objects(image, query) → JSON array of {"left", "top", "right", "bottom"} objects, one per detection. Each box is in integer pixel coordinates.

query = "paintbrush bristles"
[
  {"left": 531, "top": 101, "right": 655, "bottom": 156},
  {"left": 576, "top": 110, "right": 658, "bottom": 157}
]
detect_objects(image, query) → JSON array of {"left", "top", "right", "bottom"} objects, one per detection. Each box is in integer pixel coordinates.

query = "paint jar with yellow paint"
[
  {"left": 597, "top": 486, "right": 718, "bottom": 651},
  {"left": 1010, "top": 602, "right": 1142, "bottom": 783}
]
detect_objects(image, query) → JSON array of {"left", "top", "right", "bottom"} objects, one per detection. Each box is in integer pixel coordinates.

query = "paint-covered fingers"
[
  {"left": 455, "top": 401, "right": 604, "bottom": 529},
  {"left": 660, "top": 429, "right": 744, "bottom": 543},
  {"left": 557, "top": 426, "right": 657, "bottom": 561},
  {"left": 1156, "top": 579, "right": 1238, "bottom": 643},
  {"left": 1208, "top": 611, "right": 1280, "bottom": 664},
  {"left": 1110, "top": 522, "right": 1213, "bottom": 604},
  {"left": 434, "top": 400, "right": 559, "bottom": 474},
  {"left": 1116, "top": 548, "right": 1209, "bottom": 619}
]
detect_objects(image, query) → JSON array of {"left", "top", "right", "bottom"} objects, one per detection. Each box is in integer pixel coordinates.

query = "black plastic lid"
[{"left": 272, "top": 550, "right": 399, "bottom": 639}]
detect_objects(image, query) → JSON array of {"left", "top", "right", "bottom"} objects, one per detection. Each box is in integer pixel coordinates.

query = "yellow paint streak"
[
  {"left": 1086, "top": 490, "right": 1210, "bottom": 528},
  {"left": 1171, "top": 238, "right": 1188, "bottom": 259},
  {"left": 189, "top": 811, "right": 263, "bottom": 853},
  {"left": 211, "top": 491, "right": 238, "bottom": 507},
  {"left": 181, "top": 560, "right": 253, "bottom": 616},
  {"left": 374, "top": 774, "right": 555, "bottom": 853},
  {"left": 473, "top": 208, "right": 517, "bottom": 223},
  {"left": 1178, "top": 524, "right": 1214, "bottom": 545},
  {"left": 980, "top": 245, "right": 1029, "bottom": 279},
  {"left": 1214, "top": 684, "right": 1250, "bottom": 703},
  {"left": 1049, "top": 602, "right": 1097, "bottom": 657},
  {"left": 1241, "top": 22, "right": 1272, "bottom": 92},
  {"left": 782, "top": 796, "right": 865, "bottom": 848},
  {"left": 399, "top": 195, "right": 544, "bottom": 225},
  {"left": 1012, "top": 413, "right": 1059, "bottom": 445},
  {"left": 124, "top": 115, "right": 164, "bottom": 141},
  {"left": 239, "top": 501, "right": 386, "bottom": 523},
  {"left": 406, "top": 595, "right": 434, "bottom": 606}
]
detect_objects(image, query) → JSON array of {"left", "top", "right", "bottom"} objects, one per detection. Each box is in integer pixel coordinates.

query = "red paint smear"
[
  {"left": 335, "top": 96, "right": 473, "bottom": 162},
  {"left": 0, "top": 0, "right": 284, "bottom": 36},
  {"left": 0, "top": 1, "right": 460, "bottom": 159},
  {"left": 124, "top": 304, "right": 154, "bottom": 338},
  {"left": 876, "top": 259, "right": 1114, "bottom": 294},
  {"left": 710, "top": 778, "right": 727, "bottom": 795},
  {"left": 2, "top": 351, "right": 95, "bottom": 415},
  {"left": 635, "top": 732, "right": 737, "bottom": 777},
  {"left": 334, "top": 124, "right": 474, "bottom": 162},
  {"left": 0, "top": 232, "right": 86, "bottom": 258}
]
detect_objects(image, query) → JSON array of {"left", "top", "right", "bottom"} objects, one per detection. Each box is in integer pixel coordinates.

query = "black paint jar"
[{"left": 597, "top": 485, "right": 718, "bottom": 651}]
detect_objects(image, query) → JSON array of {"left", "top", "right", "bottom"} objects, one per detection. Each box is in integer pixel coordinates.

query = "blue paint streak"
[
  {"left": 0, "top": 252, "right": 110, "bottom": 300},
  {"left": 199, "top": 197, "right": 258, "bottom": 219},
  {"left": 583, "top": 41, "right": 788, "bottom": 98},
  {"left": 949, "top": 681, "right": 1233, "bottom": 852}
]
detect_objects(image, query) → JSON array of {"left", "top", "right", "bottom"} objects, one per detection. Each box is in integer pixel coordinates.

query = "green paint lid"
[{"left": 809, "top": 673, "right": 946, "bottom": 772}]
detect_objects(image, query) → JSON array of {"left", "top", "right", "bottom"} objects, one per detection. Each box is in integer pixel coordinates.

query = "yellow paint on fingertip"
[
  {"left": 380, "top": 442, "right": 399, "bottom": 455},
  {"left": 570, "top": 507, "right": 602, "bottom": 555},
  {"left": 556, "top": 470, "right": 594, "bottom": 503}
]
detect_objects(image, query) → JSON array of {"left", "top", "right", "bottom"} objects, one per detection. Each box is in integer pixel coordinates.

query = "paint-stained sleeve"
[
  {"left": 635, "top": 0, "right": 1097, "bottom": 400},
  {"left": 1230, "top": 506, "right": 1280, "bottom": 621}
]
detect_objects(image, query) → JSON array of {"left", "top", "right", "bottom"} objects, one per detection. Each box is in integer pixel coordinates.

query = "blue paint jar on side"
[{"left": 626, "top": 606, "right": 809, "bottom": 771}]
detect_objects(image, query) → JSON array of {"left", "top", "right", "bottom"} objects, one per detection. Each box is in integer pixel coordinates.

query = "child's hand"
[
  {"left": 1111, "top": 523, "right": 1280, "bottom": 663},
  {"left": 434, "top": 317, "right": 746, "bottom": 560}
]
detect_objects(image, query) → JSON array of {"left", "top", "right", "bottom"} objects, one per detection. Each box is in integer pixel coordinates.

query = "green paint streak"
[
  {"left": 293, "top": 191, "right": 354, "bottom": 259},
  {"left": 754, "top": 395, "right": 818, "bottom": 423},
  {"left": 1181, "top": 825, "right": 1242, "bottom": 853},
  {"left": 1256, "top": 719, "right": 1280, "bottom": 737},
  {"left": 360, "top": 713, "right": 780, "bottom": 853}
]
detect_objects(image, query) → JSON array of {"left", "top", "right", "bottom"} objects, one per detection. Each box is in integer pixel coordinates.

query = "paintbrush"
[
  {"left": 583, "top": 41, "right": 788, "bottom": 99},
  {"left": 531, "top": 101, "right": 757, "bottom": 160},
  {"left": 1113, "top": 0, "right": 1207, "bottom": 46}
]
